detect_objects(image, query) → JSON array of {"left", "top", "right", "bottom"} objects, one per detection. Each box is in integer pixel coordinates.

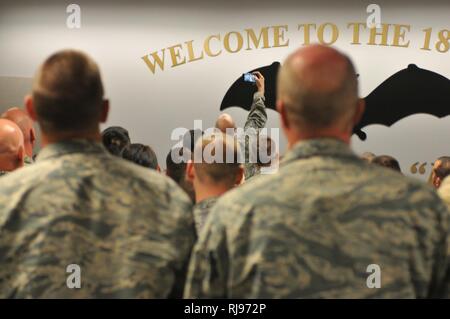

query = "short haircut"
[
  {"left": 183, "top": 129, "right": 203, "bottom": 153},
  {"left": 102, "top": 126, "right": 130, "bottom": 156},
  {"left": 278, "top": 48, "right": 358, "bottom": 128},
  {"left": 360, "top": 152, "right": 376, "bottom": 163},
  {"left": 32, "top": 50, "right": 104, "bottom": 133},
  {"left": 372, "top": 155, "right": 402, "bottom": 173},
  {"left": 166, "top": 147, "right": 195, "bottom": 202},
  {"left": 122, "top": 143, "right": 158, "bottom": 170},
  {"left": 166, "top": 147, "right": 189, "bottom": 184},
  {"left": 193, "top": 134, "right": 241, "bottom": 186},
  {"left": 435, "top": 156, "right": 450, "bottom": 180}
]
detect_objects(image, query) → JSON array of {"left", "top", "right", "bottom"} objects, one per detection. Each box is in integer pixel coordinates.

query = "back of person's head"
[
  {"left": 122, "top": 143, "right": 159, "bottom": 170},
  {"left": 215, "top": 113, "right": 236, "bottom": 133},
  {"left": 277, "top": 44, "right": 363, "bottom": 143},
  {"left": 1, "top": 107, "right": 36, "bottom": 158},
  {"left": 183, "top": 129, "right": 204, "bottom": 153},
  {"left": 102, "top": 126, "right": 131, "bottom": 156},
  {"left": 188, "top": 133, "right": 243, "bottom": 188},
  {"left": 166, "top": 147, "right": 195, "bottom": 202},
  {"left": 0, "top": 119, "right": 25, "bottom": 172},
  {"left": 26, "top": 49, "right": 107, "bottom": 136},
  {"left": 431, "top": 156, "right": 450, "bottom": 188},
  {"left": 256, "top": 135, "right": 278, "bottom": 168},
  {"left": 372, "top": 155, "right": 402, "bottom": 173},
  {"left": 360, "top": 152, "right": 376, "bottom": 163}
]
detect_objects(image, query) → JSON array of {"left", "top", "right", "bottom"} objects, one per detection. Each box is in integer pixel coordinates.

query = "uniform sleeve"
[
  {"left": 243, "top": 92, "right": 267, "bottom": 180},
  {"left": 244, "top": 92, "right": 267, "bottom": 131},
  {"left": 184, "top": 206, "right": 229, "bottom": 298}
]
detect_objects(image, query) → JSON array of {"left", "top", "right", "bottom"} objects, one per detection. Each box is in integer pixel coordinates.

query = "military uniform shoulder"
[{"left": 106, "top": 155, "right": 192, "bottom": 204}]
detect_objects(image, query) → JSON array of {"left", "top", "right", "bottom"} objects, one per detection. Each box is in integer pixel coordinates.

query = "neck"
[
  {"left": 194, "top": 183, "right": 231, "bottom": 203},
  {"left": 40, "top": 129, "right": 102, "bottom": 148},
  {"left": 287, "top": 127, "right": 351, "bottom": 149}
]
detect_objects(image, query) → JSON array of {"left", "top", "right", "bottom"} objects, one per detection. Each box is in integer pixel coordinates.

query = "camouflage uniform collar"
[
  {"left": 281, "top": 138, "right": 357, "bottom": 166},
  {"left": 36, "top": 139, "right": 108, "bottom": 162},
  {"left": 195, "top": 196, "right": 219, "bottom": 207}
]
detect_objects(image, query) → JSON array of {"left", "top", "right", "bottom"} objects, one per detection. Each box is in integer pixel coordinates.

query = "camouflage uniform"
[
  {"left": 243, "top": 92, "right": 267, "bottom": 180},
  {"left": 192, "top": 197, "right": 218, "bottom": 235},
  {"left": 0, "top": 139, "right": 196, "bottom": 298},
  {"left": 184, "top": 138, "right": 449, "bottom": 298}
]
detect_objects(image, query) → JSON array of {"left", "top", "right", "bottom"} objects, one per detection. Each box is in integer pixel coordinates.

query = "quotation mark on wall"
[
  {"left": 366, "top": 4, "right": 381, "bottom": 29},
  {"left": 66, "top": 4, "right": 81, "bottom": 29},
  {"left": 410, "top": 162, "right": 430, "bottom": 175}
]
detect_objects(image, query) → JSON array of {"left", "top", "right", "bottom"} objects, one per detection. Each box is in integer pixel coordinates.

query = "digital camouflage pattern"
[
  {"left": 243, "top": 92, "right": 267, "bottom": 181},
  {"left": 0, "top": 139, "right": 196, "bottom": 298},
  {"left": 192, "top": 196, "right": 218, "bottom": 235},
  {"left": 184, "top": 138, "right": 450, "bottom": 298}
]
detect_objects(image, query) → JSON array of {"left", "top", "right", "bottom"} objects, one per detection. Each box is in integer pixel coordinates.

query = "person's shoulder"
[
  {"left": 211, "top": 172, "right": 281, "bottom": 217},
  {"left": 106, "top": 156, "right": 192, "bottom": 204}
]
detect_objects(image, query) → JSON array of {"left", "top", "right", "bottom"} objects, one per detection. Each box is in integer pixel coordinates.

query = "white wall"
[{"left": 0, "top": 0, "right": 448, "bottom": 179}]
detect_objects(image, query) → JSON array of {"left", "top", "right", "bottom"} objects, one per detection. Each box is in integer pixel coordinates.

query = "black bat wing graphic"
[
  {"left": 354, "top": 64, "right": 450, "bottom": 140},
  {"left": 220, "top": 62, "right": 280, "bottom": 111}
]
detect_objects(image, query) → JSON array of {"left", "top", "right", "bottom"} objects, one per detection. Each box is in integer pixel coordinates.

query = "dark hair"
[
  {"left": 32, "top": 50, "right": 104, "bottom": 133},
  {"left": 166, "top": 147, "right": 195, "bottom": 202},
  {"left": 122, "top": 143, "right": 158, "bottom": 170},
  {"left": 102, "top": 126, "right": 130, "bottom": 156},
  {"left": 372, "top": 155, "right": 402, "bottom": 173},
  {"left": 183, "top": 129, "right": 203, "bottom": 153},
  {"left": 166, "top": 147, "right": 189, "bottom": 183},
  {"left": 435, "top": 156, "right": 450, "bottom": 180}
]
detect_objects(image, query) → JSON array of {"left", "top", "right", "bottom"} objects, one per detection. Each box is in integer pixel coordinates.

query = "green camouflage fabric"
[
  {"left": 184, "top": 138, "right": 449, "bottom": 298},
  {"left": 0, "top": 139, "right": 196, "bottom": 298},
  {"left": 192, "top": 197, "right": 218, "bottom": 235},
  {"left": 243, "top": 92, "right": 267, "bottom": 181},
  {"left": 438, "top": 177, "right": 450, "bottom": 209}
]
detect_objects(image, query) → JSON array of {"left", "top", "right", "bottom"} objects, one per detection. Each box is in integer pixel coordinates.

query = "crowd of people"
[{"left": 0, "top": 44, "right": 448, "bottom": 298}]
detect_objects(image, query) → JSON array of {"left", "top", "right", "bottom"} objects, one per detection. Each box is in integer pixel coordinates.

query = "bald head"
[
  {"left": 0, "top": 119, "right": 25, "bottom": 172},
  {"left": 2, "top": 107, "right": 35, "bottom": 157},
  {"left": 277, "top": 44, "right": 360, "bottom": 132},
  {"left": 215, "top": 113, "right": 236, "bottom": 133}
]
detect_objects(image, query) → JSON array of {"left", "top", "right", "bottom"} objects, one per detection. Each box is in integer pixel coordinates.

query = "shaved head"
[
  {"left": 2, "top": 107, "right": 36, "bottom": 157},
  {"left": 215, "top": 113, "right": 236, "bottom": 133},
  {"left": 278, "top": 44, "right": 359, "bottom": 130},
  {"left": 0, "top": 119, "right": 25, "bottom": 171},
  {"left": 193, "top": 133, "right": 241, "bottom": 187}
]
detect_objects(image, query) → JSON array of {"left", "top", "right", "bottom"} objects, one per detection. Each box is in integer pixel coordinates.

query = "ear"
[
  {"left": 100, "top": 99, "right": 109, "bottom": 123},
  {"left": 235, "top": 165, "right": 245, "bottom": 186},
  {"left": 30, "top": 128, "right": 36, "bottom": 144},
  {"left": 17, "top": 145, "right": 25, "bottom": 167},
  {"left": 434, "top": 176, "right": 441, "bottom": 188},
  {"left": 186, "top": 160, "right": 195, "bottom": 183},
  {"left": 156, "top": 164, "right": 161, "bottom": 172},
  {"left": 353, "top": 98, "right": 365, "bottom": 126},
  {"left": 277, "top": 100, "right": 290, "bottom": 130},
  {"left": 25, "top": 95, "right": 37, "bottom": 121}
]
